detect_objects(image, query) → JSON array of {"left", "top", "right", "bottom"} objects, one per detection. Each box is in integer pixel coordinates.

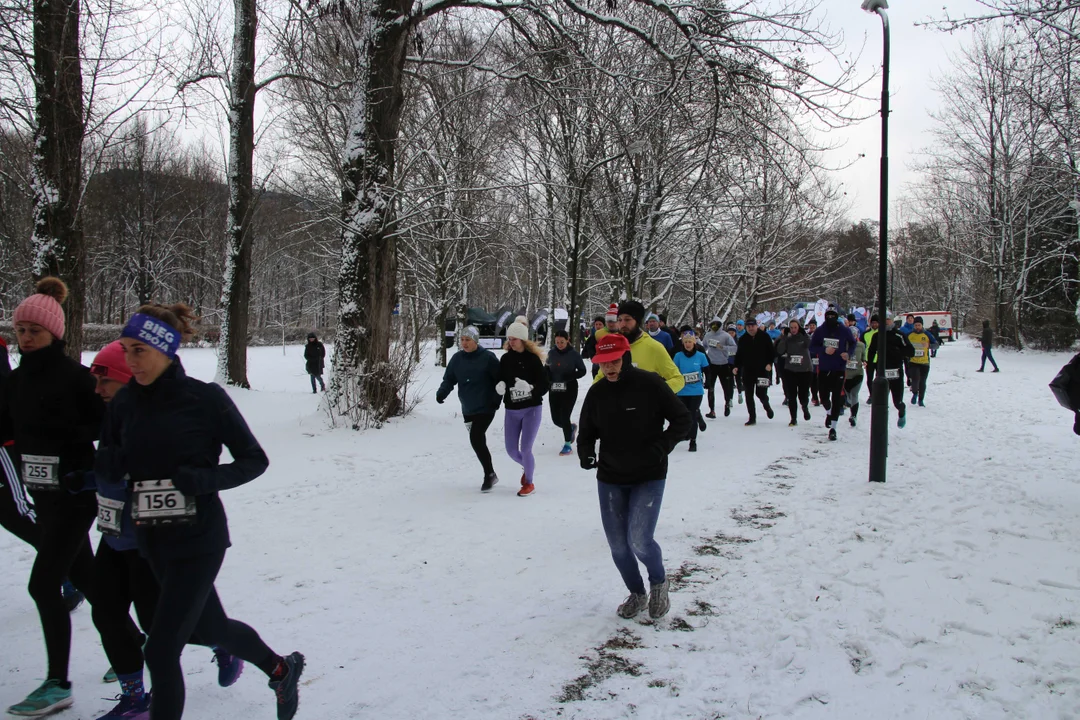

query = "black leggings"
[
  {"left": 679, "top": 396, "right": 704, "bottom": 441},
  {"left": 781, "top": 372, "right": 811, "bottom": 421},
  {"left": 93, "top": 540, "right": 159, "bottom": 676},
  {"left": 463, "top": 413, "right": 495, "bottom": 476},
  {"left": 821, "top": 371, "right": 846, "bottom": 423},
  {"left": 548, "top": 386, "right": 579, "bottom": 442},
  {"left": 704, "top": 365, "right": 733, "bottom": 411},
  {"left": 28, "top": 493, "right": 97, "bottom": 682},
  {"left": 0, "top": 447, "right": 38, "bottom": 548},
  {"left": 145, "top": 550, "right": 276, "bottom": 720}
]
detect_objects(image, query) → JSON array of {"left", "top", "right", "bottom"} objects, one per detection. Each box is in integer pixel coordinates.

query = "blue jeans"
[
  {"left": 980, "top": 348, "right": 998, "bottom": 371},
  {"left": 598, "top": 479, "right": 666, "bottom": 595}
]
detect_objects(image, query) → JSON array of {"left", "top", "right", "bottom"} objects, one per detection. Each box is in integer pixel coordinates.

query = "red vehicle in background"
[{"left": 902, "top": 311, "right": 955, "bottom": 341}]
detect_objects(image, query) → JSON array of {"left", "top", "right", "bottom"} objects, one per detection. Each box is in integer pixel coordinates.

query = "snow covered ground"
[{"left": 2, "top": 338, "right": 1079, "bottom": 720}]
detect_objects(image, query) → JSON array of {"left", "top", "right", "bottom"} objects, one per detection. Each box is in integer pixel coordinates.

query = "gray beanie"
[{"left": 460, "top": 326, "right": 480, "bottom": 342}]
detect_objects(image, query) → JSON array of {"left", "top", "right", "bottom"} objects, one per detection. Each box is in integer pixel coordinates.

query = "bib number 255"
[{"left": 22, "top": 455, "right": 60, "bottom": 490}]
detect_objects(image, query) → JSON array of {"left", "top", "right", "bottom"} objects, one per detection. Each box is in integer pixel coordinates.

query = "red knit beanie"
[
  {"left": 90, "top": 340, "right": 132, "bottom": 384},
  {"left": 13, "top": 277, "right": 68, "bottom": 340}
]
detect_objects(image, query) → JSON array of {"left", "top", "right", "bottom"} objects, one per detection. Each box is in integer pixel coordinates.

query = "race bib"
[
  {"left": 708, "top": 340, "right": 719, "bottom": 348},
  {"left": 847, "top": 361, "right": 858, "bottom": 370},
  {"left": 682, "top": 372, "right": 701, "bottom": 384},
  {"left": 788, "top": 355, "right": 803, "bottom": 366},
  {"left": 96, "top": 495, "right": 124, "bottom": 536},
  {"left": 812, "top": 357, "right": 820, "bottom": 367},
  {"left": 914, "top": 349, "right": 926, "bottom": 357},
  {"left": 885, "top": 369, "right": 900, "bottom": 380},
  {"left": 824, "top": 338, "right": 839, "bottom": 349},
  {"left": 551, "top": 382, "right": 567, "bottom": 392},
  {"left": 757, "top": 377, "right": 771, "bottom": 387},
  {"left": 510, "top": 388, "right": 531, "bottom": 402},
  {"left": 131, "top": 480, "right": 196, "bottom": 526},
  {"left": 22, "top": 454, "right": 59, "bottom": 490}
]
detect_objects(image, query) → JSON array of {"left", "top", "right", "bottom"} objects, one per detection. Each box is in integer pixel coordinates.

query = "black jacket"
[
  {"left": 981, "top": 327, "right": 993, "bottom": 350},
  {"left": 499, "top": 349, "right": 549, "bottom": 410},
  {"left": 546, "top": 345, "right": 587, "bottom": 388},
  {"left": 578, "top": 366, "right": 691, "bottom": 486},
  {"left": 0, "top": 338, "right": 10, "bottom": 381},
  {"left": 304, "top": 339, "right": 326, "bottom": 375},
  {"left": 735, "top": 331, "right": 776, "bottom": 377},
  {"left": 582, "top": 332, "right": 598, "bottom": 362},
  {"left": 0, "top": 341, "right": 103, "bottom": 496},
  {"left": 102, "top": 360, "right": 268, "bottom": 560},
  {"left": 775, "top": 331, "right": 812, "bottom": 373},
  {"left": 867, "top": 328, "right": 915, "bottom": 371}
]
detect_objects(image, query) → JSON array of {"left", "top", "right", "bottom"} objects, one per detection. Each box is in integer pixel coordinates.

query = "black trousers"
[
  {"left": 821, "top": 371, "right": 846, "bottom": 423},
  {"left": 743, "top": 375, "right": 772, "bottom": 420},
  {"left": 704, "top": 365, "right": 734, "bottom": 411},
  {"left": 548, "top": 386, "right": 579, "bottom": 442},
  {"left": 0, "top": 447, "right": 38, "bottom": 548},
  {"left": 27, "top": 492, "right": 97, "bottom": 682},
  {"left": 463, "top": 412, "right": 496, "bottom": 476},
  {"left": 781, "top": 372, "right": 811, "bottom": 422},
  {"left": 809, "top": 367, "right": 819, "bottom": 402},
  {"left": 145, "top": 550, "right": 275, "bottom": 720},
  {"left": 679, "top": 396, "right": 704, "bottom": 441},
  {"left": 908, "top": 364, "right": 930, "bottom": 403},
  {"left": 93, "top": 540, "right": 159, "bottom": 676}
]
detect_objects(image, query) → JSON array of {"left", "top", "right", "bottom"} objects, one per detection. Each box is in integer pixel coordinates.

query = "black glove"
[
  {"left": 60, "top": 471, "right": 85, "bottom": 493},
  {"left": 580, "top": 456, "right": 597, "bottom": 470},
  {"left": 436, "top": 396, "right": 445, "bottom": 405},
  {"left": 1073, "top": 412, "right": 1079, "bottom": 436}
]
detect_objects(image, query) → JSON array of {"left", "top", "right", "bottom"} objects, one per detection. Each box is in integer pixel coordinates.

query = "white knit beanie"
[{"left": 507, "top": 322, "right": 529, "bottom": 341}]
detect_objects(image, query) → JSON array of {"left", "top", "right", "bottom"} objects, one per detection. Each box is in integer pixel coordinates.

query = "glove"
[
  {"left": 512, "top": 378, "right": 533, "bottom": 394},
  {"left": 495, "top": 381, "right": 506, "bottom": 396},
  {"left": 436, "top": 396, "right": 445, "bottom": 405},
  {"left": 60, "top": 471, "right": 85, "bottom": 493},
  {"left": 580, "top": 456, "right": 597, "bottom": 470}
]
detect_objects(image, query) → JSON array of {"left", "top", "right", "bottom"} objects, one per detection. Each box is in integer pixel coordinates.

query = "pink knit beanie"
[{"left": 13, "top": 277, "right": 68, "bottom": 340}]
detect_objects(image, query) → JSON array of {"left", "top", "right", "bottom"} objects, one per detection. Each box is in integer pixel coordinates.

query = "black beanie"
[
  {"left": 914, "top": 316, "right": 924, "bottom": 325},
  {"left": 870, "top": 315, "right": 879, "bottom": 323},
  {"left": 618, "top": 300, "right": 646, "bottom": 327}
]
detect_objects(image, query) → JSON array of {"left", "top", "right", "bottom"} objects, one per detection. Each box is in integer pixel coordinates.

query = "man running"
[
  {"left": 733, "top": 318, "right": 775, "bottom": 426},
  {"left": 593, "top": 301, "right": 684, "bottom": 394},
  {"left": 645, "top": 314, "right": 673, "bottom": 354},
  {"left": 702, "top": 319, "right": 737, "bottom": 418},
  {"left": 907, "top": 317, "right": 937, "bottom": 407},
  {"left": 809, "top": 308, "right": 855, "bottom": 441},
  {"left": 867, "top": 317, "right": 915, "bottom": 428}
]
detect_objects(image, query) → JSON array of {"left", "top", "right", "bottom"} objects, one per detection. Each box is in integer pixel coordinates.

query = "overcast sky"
[{"left": 812, "top": 0, "right": 985, "bottom": 222}]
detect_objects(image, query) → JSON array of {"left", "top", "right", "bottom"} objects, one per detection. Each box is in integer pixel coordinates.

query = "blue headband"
[{"left": 121, "top": 313, "right": 181, "bottom": 359}]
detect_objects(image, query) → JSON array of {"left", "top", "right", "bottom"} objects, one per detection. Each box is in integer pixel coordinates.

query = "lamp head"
[{"left": 861, "top": 0, "right": 888, "bottom": 11}]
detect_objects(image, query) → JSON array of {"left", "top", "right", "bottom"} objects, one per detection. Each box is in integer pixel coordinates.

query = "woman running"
[
  {"left": 2, "top": 278, "right": 104, "bottom": 716},
  {"left": 498, "top": 321, "right": 548, "bottom": 497},
  {"left": 673, "top": 331, "right": 710, "bottom": 452},
  {"left": 435, "top": 326, "right": 502, "bottom": 492},
  {"left": 776, "top": 320, "right": 813, "bottom": 427},
  {"left": 545, "top": 330, "right": 586, "bottom": 457},
  {"left": 105, "top": 304, "right": 303, "bottom": 720}
]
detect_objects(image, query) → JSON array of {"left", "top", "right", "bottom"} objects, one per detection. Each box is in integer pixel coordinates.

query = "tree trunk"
[
  {"left": 31, "top": 0, "right": 85, "bottom": 357},
  {"left": 216, "top": 0, "right": 257, "bottom": 388},
  {"left": 332, "top": 4, "right": 411, "bottom": 421}
]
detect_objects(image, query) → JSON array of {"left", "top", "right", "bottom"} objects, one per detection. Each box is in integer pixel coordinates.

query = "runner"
[
  {"left": 435, "top": 326, "right": 502, "bottom": 492},
  {"left": 776, "top": 319, "right": 813, "bottom": 427},
  {"left": 727, "top": 324, "right": 742, "bottom": 406},
  {"left": 581, "top": 317, "right": 605, "bottom": 374},
  {"left": 978, "top": 320, "right": 1000, "bottom": 372},
  {"left": 863, "top": 315, "right": 880, "bottom": 403},
  {"left": 2, "top": 278, "right": 104, "bottom": 717},
  {"left": 594, "top": 301, "right": 684, "bottom": 394},
  {"left": 498, "top": 321, "right": 549, "bottom": 497},
  {"left": 577, "top": 333, "right": 691, "bottom": 620},
  {"left": 907, "top": 317, "right": 937, "bottom": 407},
  {"left": 645, "top": 314, "right": 673, "bottom": 353},
  {"left": 866, "top": 317, "right": 915, "bottom": 428},
  {"left": 303, "top": 333, "right": 326, "bottom": 393},
  {"left": 733, "top": 318, "right": 775, "bottom": 426},
  {"left": 805, "top": 319, "right": 820, "bottom": 406},
  {"left": 546, "top": 329, "right": 587, "bottom": 456},
  {"left": 701, "top": 319, "right": 737, "bottom": 418},
  {"left": 108, "top": 303, "right": 304, "bottom": 720},
  {"left": 809, "top": 308, "right": 855, "bottom": 441},
  {"left": 673, "top": 331, "right": 709, "bottom": 452},
  {"left": 0, "top": 333, "right": 38, "bottom": 550},
  {"left": 845, "top": 329, "right": 867, "bottom": 428}
]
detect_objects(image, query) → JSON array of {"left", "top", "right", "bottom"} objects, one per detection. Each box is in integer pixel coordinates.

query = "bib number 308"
[
  {"left": 131, "top": 480, "right": 196, "bottom": 526},
  {"left": 22, "top": 455, "right": 60, "bottom": 490}
]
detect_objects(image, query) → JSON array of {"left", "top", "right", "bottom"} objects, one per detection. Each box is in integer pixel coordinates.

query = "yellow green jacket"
[
  {"left": 594, "top": 333, "right": 684, "bottom": 394},
  {"left": 908, "top": 332, "right": 933, "bottom": 365}
]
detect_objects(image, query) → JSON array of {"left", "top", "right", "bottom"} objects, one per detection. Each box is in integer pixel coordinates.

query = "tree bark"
[
  {"left": 217, "top": 0, "right": 257, "bottom": 388},
  {"left": 31, "top": 0, "right": 85, "bottom": 357}
]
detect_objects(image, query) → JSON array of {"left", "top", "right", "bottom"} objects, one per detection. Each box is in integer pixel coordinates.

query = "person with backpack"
[
  {"left": 546, "top": 330, "right": 587, "bottom": 457},
  {"left": 304, "top": 332, "right": 326, "bottom": 393},
  {"left": 978, "top": 320, "right": 1000, "bottom": 372}
]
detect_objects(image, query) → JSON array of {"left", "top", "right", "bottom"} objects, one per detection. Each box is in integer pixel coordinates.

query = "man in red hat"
[{"left": 577, "top": 333, "right": 691, "bottom": 621}]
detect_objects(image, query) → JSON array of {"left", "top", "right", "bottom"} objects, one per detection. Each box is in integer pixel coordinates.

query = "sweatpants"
[
  {"left": 845, "top": 377, "right": 864, "bottom": 420},
  {"left": 909, "top": 364, "right": 930, "bottom": 403},
  {"left": 504, "top": 405, "right": 542, "bottom": 483},
  {"left": 93, "top": 540, "right": 160, "bottom": 677},
  {"left": 28, "top": 492, "right": 98, "bottom": 682},
  {"left": 598, "top": 479, "right": 666, "bottom": 595},
  {"left": 548, "top": 385, "right": 579, "bottom": 443},
  {"left": 0, "top": 447, "right": 38, "bottom": 548},
  {"left": 462, "top": 413, "right": 496, "bottom": 476},
  {"left": 679, "top": 396, "right": 704, "bottom": 442},
  {"left": 144, "top": 550, "right": 276, "bottom": 720},
  {"left": 781, "top": 371, "right": 811, "bottom": 422},
  {"left": 821, "top": 371, "right": 846, "bottom": 424},
  {"left": 743, "top": 375, "right": 772, "bottom": 421}
]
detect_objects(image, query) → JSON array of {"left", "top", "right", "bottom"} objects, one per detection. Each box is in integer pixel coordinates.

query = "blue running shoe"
[
  {"left": 103, "top": 667, "right": 117, "bottom": 684},
  {"left": 62, "top": 580, "right": 84, "bottom": 613},
  {"left": 559, "top": 442, "right": 572, "bottom": 456},
  {"left": 95, "top": 692, "right": 150, "bottom": 719},
  {"left": 7, "top": 679, "right": 73, "bottom": 716},
  {"left": 898, "top": 412, "right": 907, "bottom": 429},
  {"left": 213, "top": 649, "right": 244, "bottom": 688},
  {"left": 268, "top": 652, "right": 305, "bottom": 720}
]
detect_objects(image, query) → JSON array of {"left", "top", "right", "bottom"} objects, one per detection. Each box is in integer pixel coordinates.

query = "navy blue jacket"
[
  {"left": 101, "top": 360, "right": 268, "bottom": 560},
  {"left": 546, "top": 345, "right": 587, "bottom": 388},
  {"left": 436, "top": 348, "right": 501, "bottom": 416},
  {"left": 809, "top": 321, "right": 856, "bottom": 373}
]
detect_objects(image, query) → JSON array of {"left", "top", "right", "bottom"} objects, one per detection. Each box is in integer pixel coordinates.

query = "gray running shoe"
[
  {"left": 649, "top": 579, "right": 670, "bottom": 619},
  {"left": 617, "top": 593, "right": 648, "bottom": 619}
]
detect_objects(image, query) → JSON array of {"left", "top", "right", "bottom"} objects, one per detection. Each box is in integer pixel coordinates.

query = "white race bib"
[
  {"left": 757, "top": 377, "right": 771, "bottom": 387},
  {"left": 131, "top": 480, "right": 196, "bottom": 526},
  {"left": 682, "top": 372, "right": 701, "bottom": 384},
  {"left": 885, "top": 369, "right": 900, "bottom": 380},
  {"left": 708, "top": 340, "right": 719, "bottom": 348},
  {"left": 550, "top": 382, "right": 567, "bottom": 392},
  {"left": 847, "top": 361, "right": 858, "bottom": 370},
  {"left": 96, "top": 495, "right": 124, "bottom": 536},
  {"left": 824, "top": 338, "right": 840, "bottom": 349},
  {"left": 22, "top": 454, "right": 59, "bottom": 490},
  {"left": 812, "top": 357, "right": 820, "bottom": 367},
  {"left": 788, "top": 355, "right": 804, "bottom": 366},
  {"left": 510, "top": 388, "right": 531, "bottom": 402},
  {"left": 915, "top": 349, "right": 926, "bottom": 357}
]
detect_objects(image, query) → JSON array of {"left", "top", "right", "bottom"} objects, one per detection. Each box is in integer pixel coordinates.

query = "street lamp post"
[{"left": 863, "top": 0, "right": 890, "bottom": 483}]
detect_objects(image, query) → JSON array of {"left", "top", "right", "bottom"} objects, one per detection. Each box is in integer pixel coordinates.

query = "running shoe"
[
  {"left": 95, "top": 692, "right": 150, "bottom": 719},
  {"left": 480, "top": 472, "right": 498, "bottom": 493},
  {"left": 517, "top": 483, "right": 536, "bottom": 497},
  {"left": 7, "top": 680, "right": 73, "bottom": 716},
  {"left": 617, "top": 593, "right": 647, "bottom": 619},
  {"left": 648, "top": 579, "right": 670, "bottom": 619},
  {"left": 688, "top": 440, "right": 697, "bottom": 452},
  {"left": 213, "top": 649, "right": 244, "bottom": 688},
  {"left": 559, "top": 442, "right": 573, "bottom": 456},
  {"left": 829, "top": 428, "right": 837, "bottom": 441},
  {"left": 62, "top": 581, "right": 84, "bottom": 613},
  {"left": 268, "top": 652, "right": 305, "bottom": 720}
]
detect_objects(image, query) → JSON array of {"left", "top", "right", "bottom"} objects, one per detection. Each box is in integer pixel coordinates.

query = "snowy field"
[{"left": 1, "top": 338, "right": 1079, "bottom": 720}]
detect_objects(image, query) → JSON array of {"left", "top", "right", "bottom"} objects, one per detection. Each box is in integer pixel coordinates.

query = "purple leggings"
[{"left": 504, "top": 405, "right": 542, "bottom": 483}]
